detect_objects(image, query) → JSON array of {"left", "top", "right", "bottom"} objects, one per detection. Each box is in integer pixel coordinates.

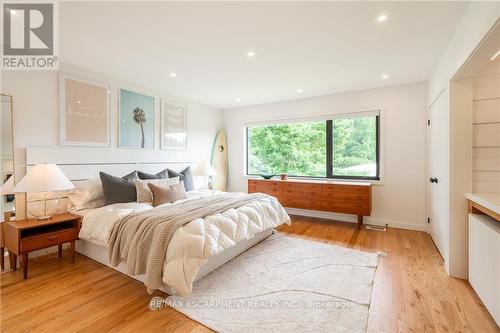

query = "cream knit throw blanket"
[{"left": 108, "top": 192, "right": 269, "bottom": 293}]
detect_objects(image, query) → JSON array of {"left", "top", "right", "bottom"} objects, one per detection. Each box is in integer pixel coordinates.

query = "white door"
[{"left": 427, "top": 89, "right": 450, "bottom": 267}]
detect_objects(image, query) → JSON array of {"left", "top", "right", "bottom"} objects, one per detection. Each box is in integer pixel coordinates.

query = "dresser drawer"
[
  {"left": 322, "top": 184, "right": 369, "bottom": 194},
  {"left": 285, "top": 197, "right": 314, "bottom": 209},
  {"left": 322, "top": 200, "right": 370, "bottom": 215},
  {"left": 285, "top": 183, "right": 321, "bottom": 192},
  {"left": 320, "top": 191, "right": 368, "bottom": 202},
  {"left": 21, "top": 228, "right": 79, "bottom": 252}
]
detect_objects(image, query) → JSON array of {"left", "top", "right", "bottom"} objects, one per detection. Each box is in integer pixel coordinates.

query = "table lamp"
[
  {"left": 12, "top": 164, "right": 74, "bottom": 220},
  {"left": 193, "top": 161, "right": 217, "bottom": 189}
]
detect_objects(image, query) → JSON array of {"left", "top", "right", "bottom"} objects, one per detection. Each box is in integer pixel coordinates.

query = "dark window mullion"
[{"left": 326, "top": 120, "right": 333, "bottom": 178}]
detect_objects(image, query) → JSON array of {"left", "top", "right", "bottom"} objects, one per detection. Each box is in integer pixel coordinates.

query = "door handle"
[{"left": 429, "top": 177, "right": 438, "bottom": 184}]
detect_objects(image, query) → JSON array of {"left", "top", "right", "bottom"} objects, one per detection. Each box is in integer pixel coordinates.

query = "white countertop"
[{"left": 466, "top": 193, "right": 500, "bottom": 215}]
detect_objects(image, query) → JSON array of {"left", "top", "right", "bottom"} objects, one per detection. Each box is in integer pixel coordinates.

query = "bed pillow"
[
  {"left": 167, "top": 167, "right": 194, "bottom": 191},
  {"left": 137, "top": 169, "right": 168, "bottom": 180},
  {"left": 133, "top": 177, "right": 180, "bottom": 203},
  {"left": 67, "top": 178, "right": 105, "bottom": 211},
  {"left": 148, "top": 182, "right": 187, "bottom": 207},
  {"left": 122, "top": 170, "right": 139, "bottom": 182},
  {"left": 99, "top": 171, "right": 138, "bottom": 205}
]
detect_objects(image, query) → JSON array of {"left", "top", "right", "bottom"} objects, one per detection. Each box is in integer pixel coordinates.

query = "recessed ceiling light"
[
  {"left": 76, "top": 100, "right": 81, "bottom": 104},
  {"left": 170, "top": 72, "right": 177, "bottom": 78},
  {"left": 235, "top": 98, "right": 241, "bottom": 102},
  {"left": 490, "top": 50, "right": 500, "bottom": 61},
  {"left": 382, "top": 74, "right": 389, "bottom": 79},
  {"left": 247, "top": 51, "right": 255, "bottom": 58},
  {"left": 297, "top": 89, "right": 302, "bottom": 93},
  {"left": 377, "top": 14, "right": 388, "bottom": 22}
]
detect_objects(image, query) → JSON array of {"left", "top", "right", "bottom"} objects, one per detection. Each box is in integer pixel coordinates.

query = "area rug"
[{"left": 166, "top": 233, "right": 379, "bottom": 333}]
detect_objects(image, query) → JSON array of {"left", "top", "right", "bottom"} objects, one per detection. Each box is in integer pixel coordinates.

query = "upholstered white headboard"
[
  {"left": 26, "top": 146, "right": 193, "bottom": 180},
  {"left": 24, "top": 146, "right": 195, "bottom": 217}
]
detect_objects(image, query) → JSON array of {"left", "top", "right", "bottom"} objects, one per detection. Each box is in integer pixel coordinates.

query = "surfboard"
[{"left": 210, "top": 129, "right": 228, "bottom": 191}]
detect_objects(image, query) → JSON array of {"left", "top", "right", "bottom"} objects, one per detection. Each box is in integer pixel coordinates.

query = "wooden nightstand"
[{"left": 4, "top": 213, "right": 81, "bottom": 279}]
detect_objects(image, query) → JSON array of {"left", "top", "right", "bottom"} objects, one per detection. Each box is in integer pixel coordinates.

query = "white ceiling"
[{"left": 60, "top": 1, "right": 468, "bottom": 109}]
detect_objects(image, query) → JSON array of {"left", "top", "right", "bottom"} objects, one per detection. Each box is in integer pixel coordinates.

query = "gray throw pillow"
[
  {"left": 99, "top": 171, "right": 138, "bottom": 205},
  {"left": 122, "top": 170, "right": 139, "bottom": 182},
  {"left": 167, "top": 167, "right": 194, "bottom": 191},
  {"left": 137, "top": 169, "right": 168, "bottom": 180}
]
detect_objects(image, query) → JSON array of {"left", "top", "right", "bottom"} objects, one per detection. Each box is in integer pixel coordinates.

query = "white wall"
[
  {"left": 428, "top": 2, "right": 500, "bottom": 278},
  {"left": 223, "top": 82, "right": 428, "bottom": 231},
  {"left": 1, "top": 63, "right": 223, "bottom": 177},
  {"left": 1, "top": 63, "right": 223, "bottom": 218}
]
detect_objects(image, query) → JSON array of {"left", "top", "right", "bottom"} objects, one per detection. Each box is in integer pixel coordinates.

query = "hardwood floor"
[{"left": 1, "top": 216, "right": 498, "bottom": 333}]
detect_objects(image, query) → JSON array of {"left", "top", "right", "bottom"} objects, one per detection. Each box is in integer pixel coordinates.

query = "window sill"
[{"left": 242, "top": 175, "right": 384, "bottom": 186}]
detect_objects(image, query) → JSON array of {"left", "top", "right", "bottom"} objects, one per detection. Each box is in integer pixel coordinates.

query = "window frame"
[
  {"left": 326, "top": 115, "right": 380, "bottom": 181},
  {"left": 245, "top": 112, "right": 381, "bottom": 182}
]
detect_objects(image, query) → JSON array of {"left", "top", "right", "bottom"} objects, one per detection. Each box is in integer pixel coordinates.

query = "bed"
[
  {"left": 74, "top": 189, "right": 290, "bottom": 296},
  {"left": 25, "top": 147, "right": 290, "bottom": 297}
]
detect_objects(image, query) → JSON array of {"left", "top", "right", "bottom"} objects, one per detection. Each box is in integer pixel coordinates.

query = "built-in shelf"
[
  {"left": 473, "top": 97, "right": 500, "bottom": 102},
  {"left": 473, "top": 121, "right": 500, "bottom": 125}
]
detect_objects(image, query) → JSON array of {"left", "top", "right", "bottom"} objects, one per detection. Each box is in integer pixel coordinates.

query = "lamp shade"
[
  {"left": 0, "top": 175, "right": 14, "bottom": 194},
  {"left": 193, "top": 161, "right": 217, "bottom": 177},
  {"left": 12, "top": 164, "right": 74, "bottom": 193}
]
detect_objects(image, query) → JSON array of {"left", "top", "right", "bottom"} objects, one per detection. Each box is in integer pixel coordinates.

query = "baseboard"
[{"left": 285, "top": 208, "right": 429, "bottom": 232}]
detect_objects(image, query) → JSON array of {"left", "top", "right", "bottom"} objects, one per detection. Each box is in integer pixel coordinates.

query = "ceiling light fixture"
[
  {"left": 170, "top": 72, "right": 177, "bottom": 78},
  {"left": 235, "top": 98, "right": 241, "bottom": 102},
  {"left": 297, "top": 89, "right": 302, "bottom": 93},
  {"left": 382, "top": 74, "right": 389, "bottom": 79},
  {"left": 247, "top": 51, "right": 255, "bottom": 58},
  {"left": 377, "top": 14, "right": 388, "bottom": 22},
  {"left": 490, "top": 50, "right": 500, "bottom": 61}
]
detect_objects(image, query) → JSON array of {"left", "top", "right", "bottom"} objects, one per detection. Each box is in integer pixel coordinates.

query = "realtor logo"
[{"left": 2, "top": 2, "right": 58, "bottom": 70}]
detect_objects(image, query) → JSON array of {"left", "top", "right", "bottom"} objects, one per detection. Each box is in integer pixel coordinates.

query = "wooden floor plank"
[{"left": 1, "top": 215, "right": 498, "bottom": 333}]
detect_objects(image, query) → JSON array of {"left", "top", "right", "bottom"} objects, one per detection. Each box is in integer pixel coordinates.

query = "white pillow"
[
  {"left": 134, "top": 177, "right": 180, "bottom": 203},
  {"left": 67, "top": 178, "right": 106, "bottom": 211}
]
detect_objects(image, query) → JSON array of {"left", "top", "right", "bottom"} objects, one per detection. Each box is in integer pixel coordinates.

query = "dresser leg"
[
  {"left": 357, "top": 215, "right": 363, "bottom": 229},
  {"left": 70, "top": 241, "right": 75, "bottom": 263},
  {"left": 58, "top": 244, "right": 63, "bottom": 258},
  {"left": 1, "top": 247, "right": 4, "bottom": 270},
  {"left": 9, "top": 252, "right": 16, "bottom": 271},
  {"left": 22, "top": 253, "right": 28, "bottom": 279}
]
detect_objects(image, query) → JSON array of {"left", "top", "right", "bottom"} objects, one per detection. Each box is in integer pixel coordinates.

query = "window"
[{"left": 246, "top": 113, "right": 380, "bottom": 180}]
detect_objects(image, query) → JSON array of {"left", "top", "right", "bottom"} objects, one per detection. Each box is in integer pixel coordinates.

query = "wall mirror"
[{"left": 1, "top": 94, "right": 14, "bottom": 222}]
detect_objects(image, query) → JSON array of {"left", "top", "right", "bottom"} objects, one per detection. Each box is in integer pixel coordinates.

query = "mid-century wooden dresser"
[{"left": 248, "top": 178, "right": 372, "bottom": 229}]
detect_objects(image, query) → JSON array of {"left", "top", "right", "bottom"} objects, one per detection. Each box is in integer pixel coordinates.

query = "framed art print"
[
  {"left": 59, "top": 73, "right": 111, "bottom": 146},
  {"left": 119, "top": 88, "right": 155, "bottom": 149},
  {"left": 160, "top": 99, "right": 187, "bottom": 150}
]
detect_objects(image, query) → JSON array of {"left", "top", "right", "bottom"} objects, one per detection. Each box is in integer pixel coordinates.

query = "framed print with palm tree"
[
  {"left": 160, "top": 99, "right": 187, "bottom": 150},
  {"left": 119, "top": 88, "right": 155, "bottom": 149}
]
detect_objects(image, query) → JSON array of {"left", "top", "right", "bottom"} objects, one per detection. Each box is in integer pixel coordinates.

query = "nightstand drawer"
[{"left": 21, "top": 228, "right": 79, "bottom": 252}]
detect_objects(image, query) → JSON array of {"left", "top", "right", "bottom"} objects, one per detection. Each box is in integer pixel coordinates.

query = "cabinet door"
[{"left": 468, "top": 215, "right": 495, "bottom": 314}]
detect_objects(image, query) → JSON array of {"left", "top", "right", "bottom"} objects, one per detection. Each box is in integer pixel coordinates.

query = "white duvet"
[{"left": 79, "top": 190, "right": 290, "bottom": 296}]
